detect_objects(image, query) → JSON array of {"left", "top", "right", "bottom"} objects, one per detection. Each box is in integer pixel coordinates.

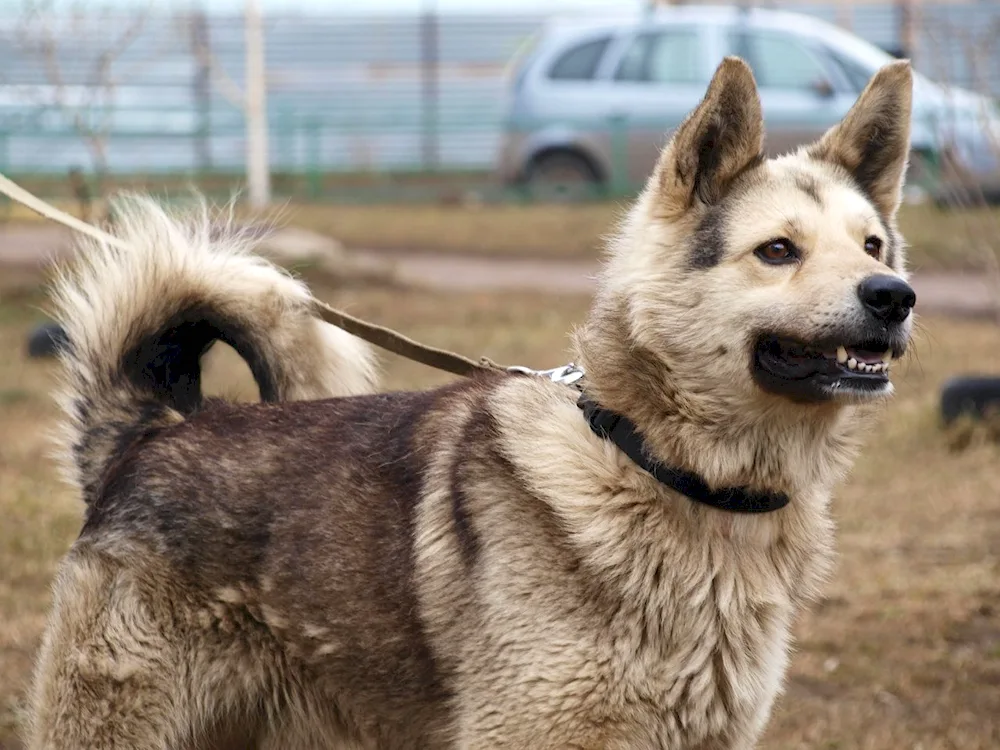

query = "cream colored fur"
[
  {"left": 26, "top": 58, "right": 916, "bottom": 750},
  {"left": 49, "top": 196, "right": 377, "bottom": 492}
]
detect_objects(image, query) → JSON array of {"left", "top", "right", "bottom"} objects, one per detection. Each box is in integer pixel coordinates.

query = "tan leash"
[
  {"left": 311, "top": 304, "right": 502, "bottom": 377},
  {"left": 0, "top": 173, "right": 504, "bottom": 378}
]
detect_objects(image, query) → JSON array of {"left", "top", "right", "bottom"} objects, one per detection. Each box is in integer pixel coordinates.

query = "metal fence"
[{"left": 0, "top": 2, "right": 997, "bottom": 202}]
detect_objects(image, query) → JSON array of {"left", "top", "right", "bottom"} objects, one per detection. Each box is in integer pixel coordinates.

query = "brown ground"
[
  {"left": 0, "top": 223, "right": 996, "bottom": 322},
  {"left": 3, "top": 198, "right": 1000, "bottom": 273},
  {"left": 278, "top": 201, "right": 1000, "bottom": 274},
  {"left": 0, "top": 281, "right": 998, "bottom": 749}
]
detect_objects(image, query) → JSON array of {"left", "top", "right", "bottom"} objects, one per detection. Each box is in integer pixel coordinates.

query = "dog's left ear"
[
  {"left": 808, "top": 61, "right": 913, "bottom": 217},
  {"left": 654, "top": 57, "right": 764, "bottom": 214}
]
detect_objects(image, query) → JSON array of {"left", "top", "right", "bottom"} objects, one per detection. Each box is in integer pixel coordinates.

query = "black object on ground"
[
  {"left": 26, "top": 322, "right": 69, "bottom": 359},
  {"left": 940, "top": 375, "right": 1000, "bottom": 423}
]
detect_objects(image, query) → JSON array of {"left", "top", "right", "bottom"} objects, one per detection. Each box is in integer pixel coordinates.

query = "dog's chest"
[{"left": 600, "top": 552, "right": 797, "bottom": 747}]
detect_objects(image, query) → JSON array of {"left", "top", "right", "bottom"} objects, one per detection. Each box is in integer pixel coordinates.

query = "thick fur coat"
[{"left": 26, "top": 58, "right": 916, "bottom": 749}]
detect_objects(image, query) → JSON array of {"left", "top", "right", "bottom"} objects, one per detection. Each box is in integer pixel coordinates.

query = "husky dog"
[{"left": 27, "top": 57, "right": 915, "bottom": 749}]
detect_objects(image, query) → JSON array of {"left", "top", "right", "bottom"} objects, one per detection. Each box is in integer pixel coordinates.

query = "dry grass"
[
  {"left": 278, "top": 201, "right": 1000, "bottom": 274},
  {"left": 0, "top": 285, "right": 998, "bottom": 749},
  {"left": 277, "top": 202, "right": 627, "bottom": 260},
  {"left": 4, "top": 196, "right": 998, "bottom": 274}
]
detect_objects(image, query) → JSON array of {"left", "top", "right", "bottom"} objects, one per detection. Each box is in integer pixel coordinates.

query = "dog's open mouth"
[{"left": 753, "top": 335, "right": 903, "bottom": 402}]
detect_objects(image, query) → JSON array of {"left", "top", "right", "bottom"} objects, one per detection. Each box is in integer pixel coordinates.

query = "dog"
[{"left": 26, "top": 57, "right": 915, "bottom": 749}]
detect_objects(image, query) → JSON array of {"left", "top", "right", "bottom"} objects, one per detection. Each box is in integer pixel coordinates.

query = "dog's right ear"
[
  {"left": 806, "top": 60, "right": 912, "bottom": 218},
  {"left": 652, "top": 57, "right": 764, "bottom": 215}
]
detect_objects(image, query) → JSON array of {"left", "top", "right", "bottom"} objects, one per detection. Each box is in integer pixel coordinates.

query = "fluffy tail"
[{"left": 50, "top": 196, "right": 377, "bottom": 502}]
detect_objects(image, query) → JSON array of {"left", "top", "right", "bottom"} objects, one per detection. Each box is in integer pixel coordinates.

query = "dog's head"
[{"left": 600, "top": 57, "right": 915, "bottom": 408}]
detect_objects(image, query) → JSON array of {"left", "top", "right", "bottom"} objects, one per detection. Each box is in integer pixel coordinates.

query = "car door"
[
  {"left": 727, "top": 26, "right": 858, "bottom": 156},
  {"left": 595, "top": 25, "right": 714, "bottom": 187}
]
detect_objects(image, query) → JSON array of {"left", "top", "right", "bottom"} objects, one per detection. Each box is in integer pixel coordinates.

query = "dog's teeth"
[
  {"left": 871, "top": 363, "right": 883, "bottom": 372},
  {"left": 847, "top": 358, "right": 858, "bottom": 370},
  {"left": 836, "top": 346, "right": 848, "bottom": 364}
]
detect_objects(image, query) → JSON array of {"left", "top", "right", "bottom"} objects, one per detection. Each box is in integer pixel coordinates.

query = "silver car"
[{"left": 496, "top": 5, "right": 1000, "bottom": 202}]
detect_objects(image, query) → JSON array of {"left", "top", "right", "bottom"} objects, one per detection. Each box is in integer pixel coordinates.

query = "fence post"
[
  {"left": 190, "top": 9, "right": 212, "bottom": 173},
  {"left": 245, "top": 0, "right": 272, "bottom": 208},
  {"left": 420, "top": 3, "right": 440, "bottom": 171},
  {"left": 276, "top": 107, "right": 293, "bottom": 188},
  {"left": 306, "top": 117, "right": 322, "bottom": 200},
  {"left": 609, "top": 114, "right": 629, "bottom": 199}
]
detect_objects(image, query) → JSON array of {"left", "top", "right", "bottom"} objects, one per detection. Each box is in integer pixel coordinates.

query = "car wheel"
[
  {"left": 525, "top": 152, "right": 601, "bottom": 201},
  {"left": 940, "top": 375, "right": 1000, "bottom": 424}
]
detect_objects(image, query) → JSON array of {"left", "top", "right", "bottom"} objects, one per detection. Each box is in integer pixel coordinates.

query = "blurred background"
[
  {"left": 0, "top": 1, "right": 999, "bottom": 748},
  {"left": 0, "top": 0, "right": 997, "bottom": 205}
]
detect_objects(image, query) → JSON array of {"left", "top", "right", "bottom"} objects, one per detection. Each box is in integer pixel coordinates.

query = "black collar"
[{"left": 577, "top": 395, "right": 789, "bottom": 514}]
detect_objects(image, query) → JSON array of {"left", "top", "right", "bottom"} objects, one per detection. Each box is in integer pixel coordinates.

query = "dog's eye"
[
  {"left": 754, "top": 238, "right": 799, "bottom": 265},
  {"left": 864, "top": 236, "right": 883, "bottom": 258}
]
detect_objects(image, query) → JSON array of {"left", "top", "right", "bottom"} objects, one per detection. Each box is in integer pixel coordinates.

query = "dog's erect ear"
[
  {"left": 808, "top": 61, "right": 912, "bottom": 217},
  {"left": 654, "top": 57, "right": 764, "bottom": 213}
]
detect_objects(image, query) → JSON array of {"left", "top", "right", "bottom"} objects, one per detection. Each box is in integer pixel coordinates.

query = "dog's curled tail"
[{"left": 50, "top": 195, "right": 377, "bottom": 502}]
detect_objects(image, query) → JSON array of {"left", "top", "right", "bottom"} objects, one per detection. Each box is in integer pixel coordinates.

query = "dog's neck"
[{"left": 571, "top": 298, "right": 869, "bottom": 503}]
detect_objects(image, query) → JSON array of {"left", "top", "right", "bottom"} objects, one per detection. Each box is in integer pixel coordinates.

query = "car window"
[
  {"left": 731, "top": 30, "right": 830, "bottom": 90},
  {"left": 615, "top": 30, "right": 703, "bottom": 84},
  {"left": 824, "top": 49, "right": 875, "bottom": 92},
  {"left": 548, "top": 36, "right": 612, "bottom": 81}
]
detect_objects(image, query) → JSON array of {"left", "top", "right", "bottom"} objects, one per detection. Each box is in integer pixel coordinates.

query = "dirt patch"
[
  {"left": 281, "top": 201, "right": 1000, "bottom": 273},
  {"left": 366, "top": 250, "right": 999, "bottom": 320},
  {"left": 0, "top": 225, "right": 72, "bottom": 270},
  {"left": 0, "top": 224, "right": 996, "bottom": 319},
  {"left": 4, "top": 197, "right": 1000, "bottom": 272}
]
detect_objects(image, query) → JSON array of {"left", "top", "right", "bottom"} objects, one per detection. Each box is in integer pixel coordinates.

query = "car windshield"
[{"left": 815, "top": 19, "right": 993, "bottom": 114}]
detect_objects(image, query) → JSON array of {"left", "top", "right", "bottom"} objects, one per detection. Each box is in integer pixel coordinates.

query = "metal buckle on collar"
[{"left": 507, "top": 362, "right": 586, "bottom": 388}]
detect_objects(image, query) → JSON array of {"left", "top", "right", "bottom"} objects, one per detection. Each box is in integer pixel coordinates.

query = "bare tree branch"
[
  {"left": 185, "top": 13, "right": 247, "bottom": 112},
  {"left": 113, "top": 17, "right": 179, "bottom": 89},
  {"left": 15, "top": 0, "right": 164, "bottom": 185}
]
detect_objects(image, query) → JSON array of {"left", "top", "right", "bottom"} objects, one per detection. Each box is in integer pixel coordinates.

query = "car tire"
[
  {"left": 940, "top": 375, "right": 1000, "bottom": 424},
  {"left": 525, "top": 151, "right": 601, "bottom": 201},
  {"left": 26, "top": 322, "right": 69, "bottom": 359}
]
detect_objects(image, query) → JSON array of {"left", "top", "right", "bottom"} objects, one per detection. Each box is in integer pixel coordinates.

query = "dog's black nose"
[{"left": 857, "top": 274, "right": 916, "bottom": 324}]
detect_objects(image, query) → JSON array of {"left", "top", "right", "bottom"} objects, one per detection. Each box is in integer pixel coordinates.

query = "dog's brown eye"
[
  {"left": 755, "top": 239, "right": 799, "bottom": 265},
  {"left": 864, "top": 236, "right": 883, "bottom": 258}
]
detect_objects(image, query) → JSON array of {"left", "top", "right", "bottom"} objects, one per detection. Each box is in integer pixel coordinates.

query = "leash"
[
  {"left": 312, "top": 303, "right": 500, "bottom": 378},
  {"left": 0, "top": 173, "right": 503, "bottom": 379}
]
